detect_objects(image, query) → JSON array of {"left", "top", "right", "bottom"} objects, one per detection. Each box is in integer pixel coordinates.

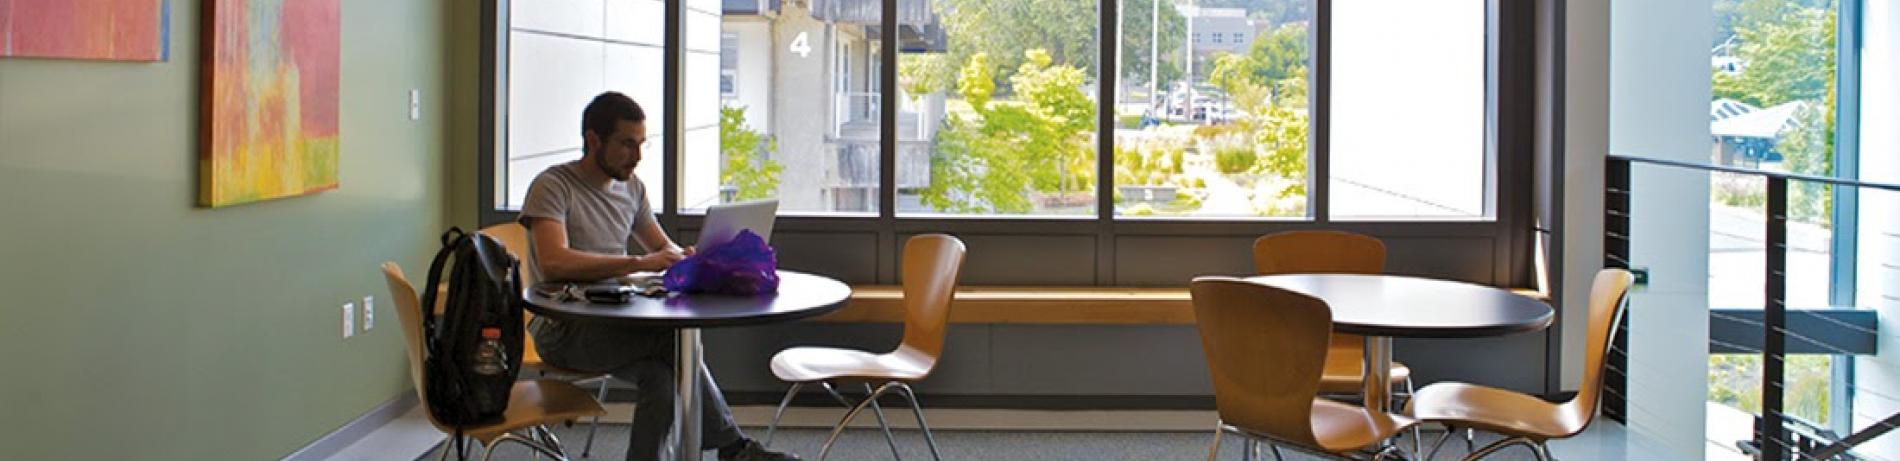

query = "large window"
[
  {"left": 895, "top": 0, "right": 1101, "bottom": 217},
  {"left": 1331, "top": 0, "right": 1487, "bottom": 219},
  {"left": 1113, "top": 0, "right": 1309, "bottom": 218},
  {"left": 1702, "top": 0, "right": 1857, "bottom": 447},
  {"left": 501, "top": 0, "right": 667, "bottom": 210},
  {"left": 491, "top": 0, "right": 1509, "bottom": 223},
  {"left": 681, "top": 0, "right": 884, "bottom": 215}
]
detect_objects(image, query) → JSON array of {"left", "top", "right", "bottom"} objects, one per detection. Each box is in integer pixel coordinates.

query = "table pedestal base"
[
  {"left": 670, "top": 328, "right": 703, "bottom": 461},
  {"left": 1363, "top": 335, "right": 1393, "bottom": 413}
]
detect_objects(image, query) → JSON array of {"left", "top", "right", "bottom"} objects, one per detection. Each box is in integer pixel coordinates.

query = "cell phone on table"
[{"left": 582, "top": 285, "right": 637, "bottom": 303}]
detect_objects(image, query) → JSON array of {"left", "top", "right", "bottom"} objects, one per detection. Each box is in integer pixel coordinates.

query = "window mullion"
[{"left": 1313, "top": 0, "right": 1332, "bottom": 223}]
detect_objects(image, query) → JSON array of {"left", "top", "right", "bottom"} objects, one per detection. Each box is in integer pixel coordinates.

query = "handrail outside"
[
  {"left": 1609, "top": 153, "right": 1900, "bottom": 193},
  {"left": 1609, "top": 153, "right": 1897, "bottom": 460}
]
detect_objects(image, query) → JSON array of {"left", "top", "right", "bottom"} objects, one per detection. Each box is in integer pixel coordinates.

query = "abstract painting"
[
  {"left": 200, "top": 0, "right": 339, "bottom": 207},
  {"left": 0, "top": 0, "right": 171, "bottom": 61}
]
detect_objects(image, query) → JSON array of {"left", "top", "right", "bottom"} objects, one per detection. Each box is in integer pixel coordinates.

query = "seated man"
[{"left": 520, "top": 91, "right": 798, "bottom": 461}]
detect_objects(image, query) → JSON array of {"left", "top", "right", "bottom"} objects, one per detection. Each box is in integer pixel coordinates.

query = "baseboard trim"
[{"left": 282, "top": 392, "right": 420, "bottom": 461}]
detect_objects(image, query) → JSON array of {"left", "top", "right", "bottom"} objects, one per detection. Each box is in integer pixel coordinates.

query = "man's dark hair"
[{"left": 581, "top": 91, "right": 646, "bottom": 152}]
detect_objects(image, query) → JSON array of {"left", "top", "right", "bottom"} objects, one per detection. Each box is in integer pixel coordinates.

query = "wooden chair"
[
  {"left": 1405, "top": 269, "right": 1634, "bottom": 461},
  {"left": 1191, "top": 277, "right": 1417, "bottom": 460},
  {"left": 479, "top": 222, "right": 617, "bottom": 457},
  {"left": 382, "top": 262, "right": 607, "bottom": 461},
  {"left": 1253, "top": 231, "right": 1416, "bottom": 397},
  {"left": 764, "top": 234, "right": 966, "bottom": 461}
]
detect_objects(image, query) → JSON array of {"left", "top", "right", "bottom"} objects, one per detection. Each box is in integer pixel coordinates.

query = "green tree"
[
  {"left": 1713, "top": 3, "right": 1835, "bottom": 225},
  {"left": 1780, "top": 103, "right": 1832, "bottom": 224},
  {"left": 1714, "top": 6, "right": 1834, "bottom": 107},
  {"left": 1246, "top": 23, "right": 1308, "bottom": 86},
  {"left": 899, "top": 54, "right": 955, "bottom": 100},
  {"left": 939, "top": 0, "right": 1098, "bottom": 85},
  {"left": 1198, "top": 24, "right": 1310, "bottom": 212},
  {"left": 957, "top": 53, "right": 995, "bottom": 110},
  {"left": 718, "top": 106, "right": 783, "bottom": 201},
  {"left": 921, "top": 50, "right": 1097, "bottom": 213},
  {"left": 1119, "top": 0, "right": 1187, "bottom": 87}
]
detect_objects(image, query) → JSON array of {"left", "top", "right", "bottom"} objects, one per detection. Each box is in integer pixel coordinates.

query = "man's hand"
[{"left": 633, "top": 247, "right": 689, "bottom": 271}]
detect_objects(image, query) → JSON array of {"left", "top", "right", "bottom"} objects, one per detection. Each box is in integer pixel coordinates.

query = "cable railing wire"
[{"left": 1608, "top": 154, "right": 1900, "bottom": 460}]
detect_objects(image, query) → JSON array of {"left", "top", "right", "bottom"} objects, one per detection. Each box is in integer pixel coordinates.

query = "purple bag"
[{"left": 662, "top": 229, "right": 780, "bottom": 295}]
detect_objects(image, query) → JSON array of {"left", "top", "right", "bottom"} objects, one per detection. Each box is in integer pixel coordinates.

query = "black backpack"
[{"left": 419, "top": 227, "right": 526, "bottom": 426}]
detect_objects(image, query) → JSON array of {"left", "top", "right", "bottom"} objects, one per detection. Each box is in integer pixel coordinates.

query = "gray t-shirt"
[{"left": 518, "top": 160, "right": 659, "bottom": 339}]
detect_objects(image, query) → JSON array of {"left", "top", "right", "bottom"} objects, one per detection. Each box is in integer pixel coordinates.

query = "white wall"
[
  {"left": 1562, "top": 0, "right": 1609, "bottom": 395},
  {"left": 1609, "top": 0, "right": 1713, "bottom": 457},
  {"left": 726, "top": 20, "right": 774, "bottom": 134},
  {"left": 1853, "top": 0, "right": 1900, "bottom": 457}
]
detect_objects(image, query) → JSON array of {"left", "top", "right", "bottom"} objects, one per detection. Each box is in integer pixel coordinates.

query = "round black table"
[
  {"left": 523, "top": 270, "right": 851, "bottom": 461},
  {"left": 1243, "top": 274, "right": 1554, "bottom": 414}
]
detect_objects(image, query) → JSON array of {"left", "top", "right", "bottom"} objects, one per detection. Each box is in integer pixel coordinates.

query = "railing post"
[{"left": 1762, "top": 176, "right": 1789, "bottom": 461}]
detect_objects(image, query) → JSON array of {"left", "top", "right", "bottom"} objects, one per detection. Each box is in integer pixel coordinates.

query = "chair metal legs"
[
  {"left": 892, "top": 382, "right": 944, "bottom": 461},
  {"left": 1209, "top": 421, "right": 1390, "bottom": 461},
  {"left": 859, "top": 382, "right": 905, "bottom": 460},
  {"left": 535, "top": 425, "right": 568, "bottom": 457},
  {"left": 438, "top": 435, "right": 460, "bottom": 461},
  {"left": 1460, "top": 436, "right": 1549, "bottom": 461},
  {"left": 1206, "top": 422, "right": 1226, "bottom": 461},
  {"left": 763, "top": 382, "right": 804, "bottom": 447},
  {"left": 1403, "top": 377, "right": 1420, "bottom": 457},
  {"left": 582, "top": 377, "right": 609, "bottom": 457},
  {"left": 818, "top": 382, "right": 902, "bottom": 460},
  {"left": 818, "top": 381, "right": 902, "bottom": 459},
  {"left": 473, "top": 426, "right": 572, "bottom": 461},
  {"left": 1425, "top": 427, "right": 1456, "bottom": 460},
  {"left": 774, "top": 380, "right": 942, "bottom": 461}
]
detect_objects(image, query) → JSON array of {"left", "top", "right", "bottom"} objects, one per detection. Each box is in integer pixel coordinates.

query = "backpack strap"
[{"left": 420, "top": 228, "right": 468, "bottom": 356}]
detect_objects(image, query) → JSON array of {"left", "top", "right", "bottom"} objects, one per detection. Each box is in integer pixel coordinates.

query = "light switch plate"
[
  {"left": 362, "top": 295, "right": 375, "bottom": 331},
  {"left": 343, "top": 302, "right": 356, "bottom": 338},
  {"left": 409, "top": 90, "right": 421, "bottom": 121}
]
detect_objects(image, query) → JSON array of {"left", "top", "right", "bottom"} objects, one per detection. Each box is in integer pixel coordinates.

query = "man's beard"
[{"left": 594, "top": 154, "right": 632, "bottom": 181}]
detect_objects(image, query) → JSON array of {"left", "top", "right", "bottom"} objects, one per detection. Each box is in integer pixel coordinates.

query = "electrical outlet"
[
  {"left": 343, "top": 302, "right": 356, "bottom": 338},
  {"left": 362, "top": 295, "right": 375, "bottom": 331},
  {"left": 409, "top": 90, "right": 421, "bottom": 121}
]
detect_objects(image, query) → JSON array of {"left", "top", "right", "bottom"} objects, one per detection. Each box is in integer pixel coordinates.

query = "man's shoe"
[{"left": 718, "top": 439, "right": 801, "bottom": 461}]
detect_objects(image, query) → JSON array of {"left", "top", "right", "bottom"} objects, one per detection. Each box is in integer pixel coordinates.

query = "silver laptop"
[{"left": 698, "top": 199, "right": 778, "bottom": 248}]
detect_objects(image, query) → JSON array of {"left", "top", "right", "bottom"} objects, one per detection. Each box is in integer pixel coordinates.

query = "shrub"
[{"left": 1213, "top": 143, "right": 1256, "bottom": 174}]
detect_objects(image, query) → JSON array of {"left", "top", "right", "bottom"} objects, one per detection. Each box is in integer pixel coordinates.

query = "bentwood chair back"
[
  {"left": 1251, "top": 230, "right": 1387, "bottom": 276},
  {"left": 1191, "top": 277, "right": 1415, "bottom": 459},
  {"left": 382, "top": 262, "right": 605, "bottom": 461},
  {"left": 1571, "top": 269, "right": 1637, "bottom": 428},
  {"left": 898, "top": 233, "right": 966, "bottom": 365},
  {"left": 1405, "top": 269, "right": 1634, "bottom": 460},
  {"left": 477, "top": 222, "right": 615, "bottom": 457},
  {"left": 1253, "top": 230, "right": 1412, "bottom": 395},
  {"left": 478, "top": 222, "right": 537, "bottom": 286},
  {"left": 764, "top": 234, "right": 966, "bottom": 461}
]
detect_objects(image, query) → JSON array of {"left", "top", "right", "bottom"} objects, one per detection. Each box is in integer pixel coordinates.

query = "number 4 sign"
[{"left": 790, "top": 32, "right": 811, "bottom": 57}]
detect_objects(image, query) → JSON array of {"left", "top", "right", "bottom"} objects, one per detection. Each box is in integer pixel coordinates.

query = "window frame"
[{"left": 479, "top": 0, "right": 1538, "bottom": 289}]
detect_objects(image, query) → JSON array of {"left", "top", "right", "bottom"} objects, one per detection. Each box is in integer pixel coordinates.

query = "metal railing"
[{"left": 1606, "top": 153, "right": 1900, "bottom": 461}]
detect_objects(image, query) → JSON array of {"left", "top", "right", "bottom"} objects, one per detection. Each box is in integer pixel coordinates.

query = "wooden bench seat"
[{"left": 816, "top": 285, "right": 1551, "bottom": 325}]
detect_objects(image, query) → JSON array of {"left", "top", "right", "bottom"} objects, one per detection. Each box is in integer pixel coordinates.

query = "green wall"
[{"left": 0, "top": 1, "right": 471, "bottom": 458}]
